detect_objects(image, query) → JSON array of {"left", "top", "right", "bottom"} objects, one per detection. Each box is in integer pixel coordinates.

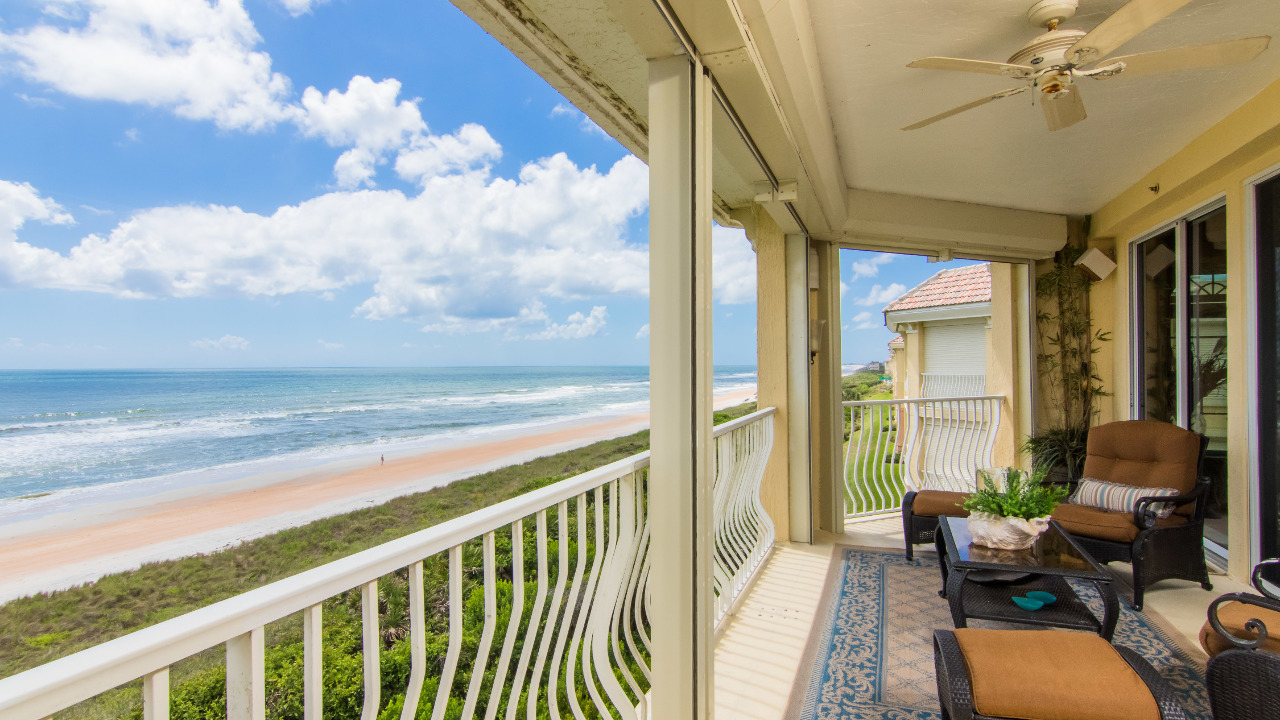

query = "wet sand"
[{"left": 0, "top": 387, "right": 756, "bottom": 602}]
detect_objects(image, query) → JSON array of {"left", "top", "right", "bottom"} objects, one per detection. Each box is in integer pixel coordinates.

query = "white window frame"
[
  {"left": 1127, "top": 194, "right": 1227, "bottom": 557},
  {"left": 1245, "top": 161, "right": 1280, "bottom": 579}
]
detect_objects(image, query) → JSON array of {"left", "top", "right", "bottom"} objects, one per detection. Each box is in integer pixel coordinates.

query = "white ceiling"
[{"left": 808, "top": 0, "right": 1280, "bottom": 215}]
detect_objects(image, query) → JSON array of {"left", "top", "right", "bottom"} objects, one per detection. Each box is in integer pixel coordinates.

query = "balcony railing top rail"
[{"left": 0, "top": 408, "right": 777, "bottom": 720}]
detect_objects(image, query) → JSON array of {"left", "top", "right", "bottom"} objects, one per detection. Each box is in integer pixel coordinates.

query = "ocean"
[{"left": 0, "top": 366, "right": 756, "bottom": 511}]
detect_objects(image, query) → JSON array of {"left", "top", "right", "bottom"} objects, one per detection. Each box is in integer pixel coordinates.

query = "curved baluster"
[
  {"left": 504, "top": 512, "right": 549, "bottom": 720},
  {"left": 461, "top": 534, "right": 498, "bottom": 719},
  {"left": 484, "top": 521, "right": 524, "bottom": 720}
]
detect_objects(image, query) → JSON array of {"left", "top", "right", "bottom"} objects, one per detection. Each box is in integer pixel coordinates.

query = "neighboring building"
[{"left": 883, "top": 263, "right": 992, "bottom": 399}]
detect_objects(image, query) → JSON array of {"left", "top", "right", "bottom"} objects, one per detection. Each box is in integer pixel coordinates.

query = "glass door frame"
[
  {"left": 1246, "top": 162, "right": 1280, "bottom": 587},
  {"left": 1127, "top": 195, "right": 1227, "bottom": 557}
]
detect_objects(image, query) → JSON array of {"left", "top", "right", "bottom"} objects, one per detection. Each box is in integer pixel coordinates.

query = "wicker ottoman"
[
  {"left": 902, "top": 490, "right": 970, "bottom": 560},
  {"left": 933, "top": 628, "right": 1188, "bottom": 720}
]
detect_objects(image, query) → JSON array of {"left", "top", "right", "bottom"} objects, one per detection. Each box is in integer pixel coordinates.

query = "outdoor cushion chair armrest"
[
  {"left": 1115, "top": 645, "right": 1190, "bottom": 720},
  {"left": 1251, "top": 559, "right": 1280, "bottom": 601},
  {"left": 1207, "top": 592, "right": 1280, "bottom": 651},
  {"left": 1133, "top": 479, "right": 1208, "bottom": 529},
  {"left": 932, "top": 630, "right": 975, "bottom": 720}
]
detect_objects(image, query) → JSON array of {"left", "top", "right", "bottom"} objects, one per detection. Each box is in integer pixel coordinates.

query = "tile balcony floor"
[{"left": 713, "top": 516, "right": 1253, "bottom": 718}]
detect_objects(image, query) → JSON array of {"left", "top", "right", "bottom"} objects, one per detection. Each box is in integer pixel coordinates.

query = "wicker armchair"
[
  {"left": 1050, "top": 420, "right": 1212, "bottom": 610},
  {"left": 1203, "top": 560, "right": 1280, "bottom": 719}
]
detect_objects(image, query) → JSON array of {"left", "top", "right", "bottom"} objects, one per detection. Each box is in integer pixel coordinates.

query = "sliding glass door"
[
  {"left": 1257, "top": 174, "right": 1280, "bottom": 571},
  {"left": 1131, "top": 205, "right": 1229, "bottom": 551}
]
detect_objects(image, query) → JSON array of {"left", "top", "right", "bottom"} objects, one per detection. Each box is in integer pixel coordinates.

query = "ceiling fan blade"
[
  {"left": 902, "top": 87, "right": 1030, "bottom": 131},
  {"left": 907, "top": 57, "right": 1035, "bottom": 80},
  {"left": 1066, "top": 0, "right": 1196, "bottom": 65},
  {"left": 1089, "top": 36, "right": 1271, "bottom": 79},
  {"left": 1041, "top": 85, "right": 1087, "bottom": 132}
]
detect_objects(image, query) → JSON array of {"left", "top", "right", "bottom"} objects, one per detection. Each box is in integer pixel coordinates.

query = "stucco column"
[
  {"left": 786, "top": 233, "right": 813, "bottom": 542},
  {"left": 987, "top": 263, "right": 1017, "bottom": 467},
  {"left": 811, "top": 240, "right": 844, "bottom": 531},
  {"left": 647, "top": 54, "right": 714, "bottom": 720},
  {"left": 737, "top": 207, "right": 791, "bottom": 542}
]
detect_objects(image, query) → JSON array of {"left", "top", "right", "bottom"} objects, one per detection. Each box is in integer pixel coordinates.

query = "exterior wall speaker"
[{"left": 1074, "top": 247, "right": 1117, "bottom": 281}]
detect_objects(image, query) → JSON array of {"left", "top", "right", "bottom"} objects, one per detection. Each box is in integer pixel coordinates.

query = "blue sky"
[{"left": 0, "top": 0, "right": 968, "bottom": 369}]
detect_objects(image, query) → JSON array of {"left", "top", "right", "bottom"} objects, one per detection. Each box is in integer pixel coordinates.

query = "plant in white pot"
[{"left": 962, "top": 467, "right": 1069, "bottom": 550}]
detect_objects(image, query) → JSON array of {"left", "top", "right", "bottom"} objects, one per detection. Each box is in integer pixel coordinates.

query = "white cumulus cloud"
[
  {"left": 0, "top": 152, "right": 650, "bottom": 336},
  {"left": 0, "top": 0, "right": 298, "bottom": 131},
  {"left": 635, "top": 323, "right": 649, "bottom": 339},
  {"left": 526, "top": 306, "right": 608, "bottom": 340},
  {"left": 550, "top": 102, "right": 609, "bottom": 138},
  {"left": 298, "top": 76, "right": 428, "bottom": 187},
  {"left": 191, "top": 334, "right": 250, "bottom": 350},
  {"left": 849, "top": 252, "right": 894, "bottom": 280},
  {"left": 278, "top": 0, "right": 330, "bottom": 17},
  {"left": 856, "top": 283, "right": 907, "bottom": 307},
  {"left": 395, "top": 123, "right": 501, "bottom": 185},
  {"left": 712, "top": 226, "right": 756, "bottom": 305},
  {"left": 849, "top": 311, "right": 881, "bottom": 330}
]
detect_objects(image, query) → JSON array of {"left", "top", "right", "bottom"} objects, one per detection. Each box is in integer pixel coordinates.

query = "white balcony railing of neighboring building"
[
  {"left": 0, "top": 408, "right": 776, "bottom": 720},
  {"left": 920, "top": 373, "right": 986, "bottom": 398},
  {"left": 843, "top": 397, "right": 1002, "bottom": 517}
]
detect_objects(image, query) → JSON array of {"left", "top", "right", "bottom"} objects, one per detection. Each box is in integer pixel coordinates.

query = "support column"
[
  {"left": 987, "top": 263, "right": 1017, "bottom": 467},
  {"left": 786, "top": 234, "right": 812, "bottom": 542},
  {"left": 811, "top": 241, "right": 844, "bottom": 532},
  {"left": 740, "top": 207, "right": 791, "bottom": 542},
  {"left": 648, "top": 54, "right": 714, "bottom": 720}
]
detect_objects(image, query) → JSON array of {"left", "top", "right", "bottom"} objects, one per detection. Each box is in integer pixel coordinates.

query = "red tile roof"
[
  {"left": 883, "top": 263, "right": 990, "bottom": 312},
  {"left": 888, "top": 334, "right": 904, "bottom": 347}
]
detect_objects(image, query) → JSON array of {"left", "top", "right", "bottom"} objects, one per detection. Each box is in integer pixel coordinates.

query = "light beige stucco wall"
[
  {"left": 1088, "top": 77, "right": 1280, "bottom": 580},
  {"left": 735, "top": 207, "right": 791, "bottom": 543},
  {"left": 901, "top": 325, "right": 922, "bottom": 400},
  {"left": 987, "top": 263, "right": 1020, "bottom": 468},
  {"left": 888, "top": 345, "right": 905, "bottom": 399}
]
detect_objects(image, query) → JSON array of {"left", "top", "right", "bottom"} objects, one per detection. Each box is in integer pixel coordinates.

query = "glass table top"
[{"left": 939, "top": 516, "right": 1107, "bottom": 578}]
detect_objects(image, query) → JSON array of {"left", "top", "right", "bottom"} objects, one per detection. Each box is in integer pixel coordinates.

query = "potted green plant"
[
  {"left": 962, "top": 467, "right": 1069, "bottom": 550},
  {"left": 1024, "top": 240, "right": 1110, "bottom": 482}
]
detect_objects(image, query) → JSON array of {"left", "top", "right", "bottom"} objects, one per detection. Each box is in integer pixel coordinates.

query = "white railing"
[
  {"left": 711, "top": 409, "right": 775, "bottom": 627},
  {"left": 843, "top": 396, "right": 1002, "bottom": 517},
  {"left": 0, "top": 408, "right": 776, "bottom": 720},
  {"left": 921, "top": 373, "right": 986, "bottom": 397}
]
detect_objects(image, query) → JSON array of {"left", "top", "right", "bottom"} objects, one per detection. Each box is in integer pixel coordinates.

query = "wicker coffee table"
[{"left": 935, "top": 516, "right": 1120, "bottom": 640}]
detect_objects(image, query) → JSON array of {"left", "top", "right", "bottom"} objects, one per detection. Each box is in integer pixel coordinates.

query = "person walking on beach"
[{"left": 381, "top": 454, "right": 384, "bottom": 466}]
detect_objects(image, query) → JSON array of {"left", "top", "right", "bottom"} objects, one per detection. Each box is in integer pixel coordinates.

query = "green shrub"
[{"left": 962, "top": 467, "right": 1068, "bottom": 520}]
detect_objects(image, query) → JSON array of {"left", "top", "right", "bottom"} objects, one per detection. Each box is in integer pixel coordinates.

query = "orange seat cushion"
[
  {"left": 911, "top": 490, "right": 970, "bottom": 518},
  {"left": 1199, "top": 600, "right": 1280, "bottom": 656},
  {"left": 1052, "top": 503, "right": 1187, "bottom": 543},
  {"left": 954, "top": 628, "right": 1160, "bottom": 720}
]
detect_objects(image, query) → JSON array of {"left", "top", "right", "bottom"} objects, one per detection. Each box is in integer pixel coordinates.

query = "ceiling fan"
[{"left": 902, "top": 0, "right": 1271, "bottom": 132}]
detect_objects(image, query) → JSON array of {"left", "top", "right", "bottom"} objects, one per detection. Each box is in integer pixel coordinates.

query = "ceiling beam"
[{"left": 842, "top": 189, "right": 1068, "bottom": 261}]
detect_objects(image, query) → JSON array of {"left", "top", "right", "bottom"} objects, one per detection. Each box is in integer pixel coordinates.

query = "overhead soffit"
[
  {"left": 806, "top": 0, "right": 1280, "bottom": 216},
  {"left": 510, "top": 0, "right": 776, "bottom": 220}
]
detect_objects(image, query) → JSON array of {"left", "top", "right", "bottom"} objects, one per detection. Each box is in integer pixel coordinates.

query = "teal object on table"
[
  {"left": 1011, "top": 596, "right": 1045, "bottom": 611},
  {"left": 1026, "top": 590, "right": 1057, "bottom": 605}
]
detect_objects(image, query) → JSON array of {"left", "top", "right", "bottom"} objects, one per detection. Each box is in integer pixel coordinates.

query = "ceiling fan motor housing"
[{"left": 1008, "top": 28, "right": 1087, "bottom": 67}]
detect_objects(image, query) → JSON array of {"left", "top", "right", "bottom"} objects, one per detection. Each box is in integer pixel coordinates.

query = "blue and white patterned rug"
[{"left": 786, "top": 546, "right": 1211, "bottom": 720}]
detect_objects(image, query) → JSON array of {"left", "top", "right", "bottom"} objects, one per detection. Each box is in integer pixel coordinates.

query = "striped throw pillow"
[{"left": 1070, "top": 478, "right": 1180, "bottom": 518}]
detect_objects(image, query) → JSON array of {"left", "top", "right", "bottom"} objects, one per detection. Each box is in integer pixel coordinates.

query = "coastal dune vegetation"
[{"left": 2, "top": 402, "right": 758, "bottom": 719}]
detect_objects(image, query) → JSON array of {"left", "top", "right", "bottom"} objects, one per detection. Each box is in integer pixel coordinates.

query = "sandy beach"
[{"left": 0, "top": 387, "right": 756, "bottom": 602}]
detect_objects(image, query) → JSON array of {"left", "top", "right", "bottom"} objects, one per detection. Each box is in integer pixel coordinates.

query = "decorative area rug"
[{"left": 785, "top": 546, "right": 1211, "bottom": 720}]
